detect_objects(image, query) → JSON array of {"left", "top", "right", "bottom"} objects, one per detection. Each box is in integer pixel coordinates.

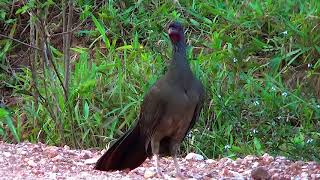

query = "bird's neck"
[
  {"left": 170, "top": 41, "right": 190, "bottom": 73},
  {"left": 167, "top": 41, "right": 193, "bottom": 87}
]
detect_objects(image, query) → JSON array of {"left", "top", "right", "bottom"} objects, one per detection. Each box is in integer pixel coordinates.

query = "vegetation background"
[{"left": 0, "top": 0, "right": 319, "bottom": 162}]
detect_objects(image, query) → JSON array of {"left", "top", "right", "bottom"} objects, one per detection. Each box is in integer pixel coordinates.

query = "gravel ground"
[{"left": 0, "top": 141, "right": 319, "bottom": 179}]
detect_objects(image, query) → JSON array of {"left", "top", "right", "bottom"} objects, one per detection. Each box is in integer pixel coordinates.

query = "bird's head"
[{"left": 168, "top": 21, "right": 185, "bottom": 44}]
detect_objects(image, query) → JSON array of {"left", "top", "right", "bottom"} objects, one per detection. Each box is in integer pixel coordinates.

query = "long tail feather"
[{"left": 95, "top": 125, "right": 149, "bottom": 171}]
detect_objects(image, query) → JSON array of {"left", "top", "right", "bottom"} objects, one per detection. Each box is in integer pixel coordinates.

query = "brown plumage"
[{"left": 95, "top": 21, "right": 205, "bottom": 177}]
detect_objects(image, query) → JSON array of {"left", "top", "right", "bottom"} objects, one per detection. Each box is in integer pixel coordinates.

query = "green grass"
[{"left": 1, "top": 0, "right": 319, "bottom": 161}]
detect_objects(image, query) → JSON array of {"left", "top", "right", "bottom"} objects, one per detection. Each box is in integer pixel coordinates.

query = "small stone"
[
  {"left": 3, "top": 152, "right": 11, "bottom": 157},
  {"left": 39, "top": 158, "right": 46, "bottom": 165},
  {"left": 52, "top": 165, "right": 59, "bottom": 173},
  {"left": 52, "top": 166, "right": 59, "bottom": 173},
  {"left": 185, "top": 153, "right": 204, "bottom": 161},
  {"left": 74, "top": 161, "right": 85, "bottom": 166},
  {"left": 235, "top": 158, "right": 242, "bottom": 164},
  {"left": 283, "top": 175, "right": 291, "bottom": 179},
  {"left": 243, "top": 170, "right": 252, "bottom": 175},
  {"left": 46, "top": 148, "right": 59, "bottom": 158},
  {"left": 311, "top": 174, "right": 320, "bottom": 179},
  {"left": 48, "top": 152, "right": 58, "bottom": 158},
  {"left": 301, "top": 165, "right": 309, "bottom": 171},
  {"left": 84, "top": 157, "right": 99, "bottom": 165},
  {"left": 252, "top": 162, "right": 259, "bottom": 168},
  {"left": 244, "top": 155, "right": 256, "bottom": 161},
  {"left": 251, "top": 167, "right": 269, "bottom": 180},
  {"left": 220, "top": 157, "right": 233, "bottom": 164},
  {"left": 261, "top": 153, "right": 274, "bottom": 164},
  {"left": 131, "top": 167, "right": 145, "bottom": 174},
  {"left": 52, "top": 155, "right": 63, "bottom": 161},
  {"left": 31, "top": 146, "right": 42, "bottom": 153},
  {"left": 32, "top": 169, "right": 43, "bottom": 176},
  {"left": 301, "top": 172, "right": 308, "bottom": 178},
  {"left": 144, "top": 169, "right": 157, "bottom": 178},
  {"left": 27, "top": 159, "right": 37, "bottom": 167},
  {"left": 198, "top": 163, "right": 206, "bottom": 168},
  {"left": 81, "top": 150, "right": 92, "bottom": 155},
  {"left": 229, "top": 170, "right": 245, "bottom": 179},
  {"left": 100, "top": 149, "right": 107, "bottom": 155},
  {"left": 16, "top": 148, "right": 27, "bottom": 155},
  {"left": 220, "top": 168, "right": 231, "bottom": 176},
  {"left": 275, "top": 156, "right": 286, "bottom": 161},
  {"left": 205, "top": 159, "right": 215, "bottom": 164},
  {"left": 271, "top": 173, "right": 279, "bottom": 179},
  {"left": 83, "top": 153, "right": 90, "bottom": 159},
  {"left": 64, "top": 145, "right": 70, "bottom": 150}
]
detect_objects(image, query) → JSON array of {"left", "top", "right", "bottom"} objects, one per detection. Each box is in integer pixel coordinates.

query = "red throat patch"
[{"left": 169, "top": 33, "right": 181, "bottom": 43}]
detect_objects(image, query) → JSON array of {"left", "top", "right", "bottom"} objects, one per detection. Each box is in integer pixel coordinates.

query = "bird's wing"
[
  {"left": 137, "top": 83, "right": 167, "bottom": 149},
  {"left": 185, "top": 82, "right": 205, "bottom": 137}
]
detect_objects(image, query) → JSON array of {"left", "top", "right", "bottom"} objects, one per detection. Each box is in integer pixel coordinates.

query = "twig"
[
  {"left": 0, "top": 34, "right": 41, "bottom": 50},
  {"left": 63, "top": 0, "right": 74, "bottom": 101},
  {"left": 51, "top": 19, "right": 87, "bottom": 37},
  {"left": 29, "top": 14, "right": 40, "bottom": 111}
]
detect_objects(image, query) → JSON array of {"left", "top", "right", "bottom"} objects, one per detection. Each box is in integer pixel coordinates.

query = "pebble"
[
  {"left": 252, "top": 162, "right": 259, "bottom": 168},
  {"left": 52, "top": 165, "right": 58, "bottom": 173},
  {"left": 52, "top": 155, "right": 63, "bottom": 161},
  {"left": 205, "top": 159, "right": 215, "bottom": 164},
  {"left": 220, "top": 157, "right": 233, "bottom": 164},
  {"left": 185, "top": 153, "right": 204, "bottom": 161},
  {"left": 3, "top": 152, "right": 11, "bottom": 157},
  {"left": 16, "top": 148, "right": 27, "bottom": 155},
  {"left": 261, "top": 153, "right": 274, "bottom": 164},
  {"left": 81, "top": 153, "right": 91, "bottom": 159},
  {"left": 84, "top": 157, "right": 98, "bottom": 164},
  {"left": 27, "top": 159, "right": 37, "bottom": 167},
  {"left": 64, "top": 145, "right": 70, "bottom": 150},
  {"left": 251, "top": 166, "right": 269, "bottom": 180},
  {"left": 144, "top": 169, "right": 157, "bottom": 178}
]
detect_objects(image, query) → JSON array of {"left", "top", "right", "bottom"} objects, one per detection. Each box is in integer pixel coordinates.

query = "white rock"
[
  {"left": 74, "top": 161, "right": 85, "bottom": 166},
  {"left": 52, "top": 155, "right": 63, "bottom": 161},
  {"left": 3, "top": 152, "right": 11, "bottom": 157},
  {"left": 198, "top": 163, "right": 206, "bottom": 168},
  {"left": 185, "top": 153, "right": 204, "bottom": 161},
  {"left": 52, "top": 165, "right": 59, "bottom": 172},
  {"left": 301, "top": 172, "right": 308, "bottom": 177},
  {"left": 84, "top": 157, "right": 99, "bottom": 164},
  {"left": 252, "top": 162, "right": 259, "bottom": 168},
  {"left": 229, "top": 170, "right": 245, "bottom": 180},
  {"left": 206, "top": 159, "right": 215, "bottom": 164},
  {"left": 144, "top": 169, "right": 156, "bottom": 178},
  {"left": 16, "top": 148, "right": 27, "bottom": 155},
  {"left": 48, "top": 172, "right": 57, "bottom": 179},
  {"left": 220, "top": 157, "right": 233, "bottom": 164},
  {"left": 100, "top": 149, "right": 107, "bottom": 155},
  {"left": 27, "top": 159, "right": 37, "bottom": 167}
]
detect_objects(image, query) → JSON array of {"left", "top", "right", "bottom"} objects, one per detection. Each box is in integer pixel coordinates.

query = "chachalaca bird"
[{"left": 95, "top": 21, "right": 205, "bottom": 177}]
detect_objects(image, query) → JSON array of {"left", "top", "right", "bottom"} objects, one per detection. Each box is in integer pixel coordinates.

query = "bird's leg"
[
  {"left": 170, "top": 141, "right": 183, "bottom": 178},
  {"left": 151, "top": 139, "right": 162, "bottom": 176},
  {"left": 173, "top": 154, "right": 181, "bottom": 176},
  {"left": 154, "top": 154, "right": 162, "bottom": 176}
]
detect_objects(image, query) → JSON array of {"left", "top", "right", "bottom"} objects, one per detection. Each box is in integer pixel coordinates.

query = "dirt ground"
[{"left": 0, "top": 141, "right": 319, "bottom": 179}]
